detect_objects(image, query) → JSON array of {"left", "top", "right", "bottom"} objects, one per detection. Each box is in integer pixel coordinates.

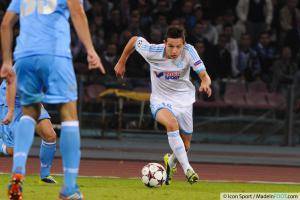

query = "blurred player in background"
[
  {"left": 115, "top": 26, "right": 212, "bottom": 185},
  {"left": 0, "top": 0, "right": 105, "bottom": 199},
  {"left": 0, "top": 72, "right": 57, "bottom": 184}
]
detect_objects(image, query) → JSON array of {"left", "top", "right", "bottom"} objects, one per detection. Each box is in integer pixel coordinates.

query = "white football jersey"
[{"left": 135, "top": 37, "right": 206, "bottom": 107}]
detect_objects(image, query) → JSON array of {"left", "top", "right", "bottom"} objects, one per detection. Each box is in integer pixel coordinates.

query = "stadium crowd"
[{"left": 0, "top": 0, "right": 300, "bottom": 100}]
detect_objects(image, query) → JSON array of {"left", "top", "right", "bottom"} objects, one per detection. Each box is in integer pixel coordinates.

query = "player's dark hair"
[{"left": 165, "top": 26, "right": 186, "bottom": 42}]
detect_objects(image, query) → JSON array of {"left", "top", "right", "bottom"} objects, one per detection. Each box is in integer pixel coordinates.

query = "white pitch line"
[{"left": 1, "top": 172, "right": 299, "bottom": 185}]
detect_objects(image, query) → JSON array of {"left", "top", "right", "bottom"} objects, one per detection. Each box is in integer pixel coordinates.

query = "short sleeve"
[
  {"left": 186, "top": 44, "right": 206, "bottom": 74},
  {"left": 135, "top": 37, "right": 151, "bottom": 60},
  {"left": 7, "top": 0, "right": 20, "bottom": 14}
]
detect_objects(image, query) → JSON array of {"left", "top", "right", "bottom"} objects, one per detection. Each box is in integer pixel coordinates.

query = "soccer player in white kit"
[{"left": 114, "top": 26, "right": 212, "bottom": 184}]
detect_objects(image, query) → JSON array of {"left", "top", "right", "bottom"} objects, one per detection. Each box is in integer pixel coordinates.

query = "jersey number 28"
[{"left": 21, "top": 0, "right": 57, "bottom": 17}]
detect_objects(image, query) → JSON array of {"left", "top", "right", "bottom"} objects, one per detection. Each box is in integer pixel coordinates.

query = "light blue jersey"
[
  {"left": 0, "top": 80, "right": 21, "bottom": 107},
  {"left": 7, "top": 0, "right": 73, "bottom": 60},
  {"left": 7, "top": 0, "right": 79, "bottom": 105}
]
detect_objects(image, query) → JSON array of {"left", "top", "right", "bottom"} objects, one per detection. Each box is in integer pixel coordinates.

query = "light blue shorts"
[
  {"left": 15, "top": 55, "right": 77, "bottom": 105},
  {"left": 0, "top": 105, "right": 50, "bottom": 147}
]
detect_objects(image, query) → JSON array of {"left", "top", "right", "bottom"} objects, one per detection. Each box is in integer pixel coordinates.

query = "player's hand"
[
  {"left": 199, "top": 82, "right": 212, "bottom": 97},
  {"left": 2, "top": 111, "right": 13, "bottom": 125},
  {"left": 114, "top": 62, "right": 126, "bottom": 79},
  {"left": 87, "top": 49, "right": 106, "bottom": 74},
  {"left": 0, "top": 62, "right": 14, "bottom": 81}
]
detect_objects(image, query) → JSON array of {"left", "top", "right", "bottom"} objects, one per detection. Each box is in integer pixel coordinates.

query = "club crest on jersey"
[
  {"left": 154, "top": 71, "right": 180, "bottom": 80},
  {"left": 176, "top": 61, "right": 184, "bottom": 68}
]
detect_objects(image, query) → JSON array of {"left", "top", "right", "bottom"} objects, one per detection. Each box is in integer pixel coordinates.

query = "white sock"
[
  {"left": 167, "top": 130, "right": 192, "bottom": 174},
  {"left": 168, "top": 153, "right": 177, "bottom": 168}
]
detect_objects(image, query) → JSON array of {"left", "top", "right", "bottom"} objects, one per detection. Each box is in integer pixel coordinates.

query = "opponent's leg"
[{"left": 36, "top": 118, "right": 57, "bottom": 183}]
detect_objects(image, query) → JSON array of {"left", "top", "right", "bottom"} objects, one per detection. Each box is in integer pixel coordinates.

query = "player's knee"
[
  {"left": 43, "top": 131, "right": 57, "bottom": 143},
  {"left": 166, "top": 118, "right": 179, "bottom": 132}
]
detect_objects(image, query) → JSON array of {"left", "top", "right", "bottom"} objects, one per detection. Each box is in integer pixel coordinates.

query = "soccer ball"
[{"left": 141, "top": 163, "right": 167, "bottom": 188}]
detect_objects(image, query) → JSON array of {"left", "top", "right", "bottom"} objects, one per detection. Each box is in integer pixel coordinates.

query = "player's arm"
[
  {"left": 2, "top": 70, "right": 16, "bottom": 125},
  {"left": 114, "top": 36, "right": 138, "bottom": 78},
  {"left": 187, "top": 44, "right": 212, "bottom": 97},
  {"left": 198, "top": 71, "right": 212, "bottom": 97},
  {"left": 67, "top": 0, "right": 105, "bottom": 74},
  {"left": 0, "top": 11, "right": 18, "bottom": 79}
]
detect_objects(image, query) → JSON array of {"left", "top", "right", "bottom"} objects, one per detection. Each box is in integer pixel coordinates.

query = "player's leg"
[
  {"left": 9, "top": 57, "right": 43, "bottom": 199},
  {"left": 164, "top": 105, "right": 198, "bottom": 184},
  {"left": 0, "top": 106, "right": 13, "bottom": 156},
  {"left": 12, "top": 105, "right": 40, "bottom": 173},
  {"left": 167, "top": 133, "right": 192, "bottom": 169},
  {"left": 9, "top": 104, "right": 41, "bottom": 200},
  {"left": 155, "top": 109, "right": 194, "bottom": 179},
  {"left": 58, "top": 101, "right": 82, "bottom": 199},
  {"left": 178, "top": 105, "right": 198, "bottom": 183},
  {"left": 42, "top": 56, "right": 82, "bottom": 199},
  {"left": 36, "top": 108, "right": 57, "bottom": 183}
]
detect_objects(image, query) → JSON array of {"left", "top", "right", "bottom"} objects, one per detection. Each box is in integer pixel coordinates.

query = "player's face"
[{"left": 165, "top": 38, "right": 185, "bottom": 59}]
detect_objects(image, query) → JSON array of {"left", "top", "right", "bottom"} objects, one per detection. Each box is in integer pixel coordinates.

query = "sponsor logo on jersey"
[
  {"left": 154, "top": 71, "right": 180, "bottom": 80},
  {"left": 154, "top": 71, "right": 164, "bottom": 78}
]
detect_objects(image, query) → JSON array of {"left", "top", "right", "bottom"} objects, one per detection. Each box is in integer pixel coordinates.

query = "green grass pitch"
[{"left": 0, "top": 174, "right": 299, "bottom": 200}]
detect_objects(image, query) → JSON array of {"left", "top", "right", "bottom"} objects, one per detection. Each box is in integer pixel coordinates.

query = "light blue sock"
[
  {"left": 0, "top": 138, "right": 8, "bottom": 155},
  {"left": 60, "top": 121, "right": 80, "bottom": 194},
  {"left": 40, "top": 140, "right": 56, "bottom": 179},
  {"left": 13, "top": 116, "right": 36, "bottom": 175}
]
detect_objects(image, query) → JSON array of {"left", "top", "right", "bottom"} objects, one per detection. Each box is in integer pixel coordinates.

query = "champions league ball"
[{"left": 141, "top": 163, "right": 167, "bottom": 188}]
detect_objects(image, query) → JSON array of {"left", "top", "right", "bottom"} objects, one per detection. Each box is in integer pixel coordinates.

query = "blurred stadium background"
[{"left": 1, "top": 0, "right": 300, "bottom": 193}]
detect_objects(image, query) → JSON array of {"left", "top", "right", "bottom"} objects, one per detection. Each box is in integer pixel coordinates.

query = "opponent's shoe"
[
  {"left": 41, "top": 175, "right": 57, "bottom": 184},
  {"left": 163, "top": 153, "right": 177, "bottom": 185},
  {"left": 59, "top": 186, "right": 84, "bottom": 200},
  {"left": 185, "top": 169, "right": 199, "bottom": 184},
  {"left": 8, "top": 174, "right": 23, "bottom": 200}
]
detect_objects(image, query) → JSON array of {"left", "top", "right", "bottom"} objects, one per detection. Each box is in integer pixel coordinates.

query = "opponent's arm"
[
  {"left": 198, "top": 71, "right": 212, "bottom": 97},
  {"left": 114, "top": 36, "right": 138, "bottom": 78},
  {"left": 67, "top": 0, "right": 105, "bottom": 74},
  {"left": 0, "top": 11, "right": 18, "bottom": 79},
  {"left": 2, "top": 70, "right": 16, "bottom": 125}
]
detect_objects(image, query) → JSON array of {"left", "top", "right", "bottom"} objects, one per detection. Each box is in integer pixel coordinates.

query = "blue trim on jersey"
[
  {"left": 149, "top": 49, "right": 164, "bottom": 52},
  {"left": 185, "top": 45, "right": 198, "bottom": 61},
  {"left": 149, "top": 46, "right": 164, "bottom": 50},
  {"left": 140, "top": 46, "right": 164, "bottom": 52},
  {"left": 194, "top": 67, "right": 205, "bottom": 74}
]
